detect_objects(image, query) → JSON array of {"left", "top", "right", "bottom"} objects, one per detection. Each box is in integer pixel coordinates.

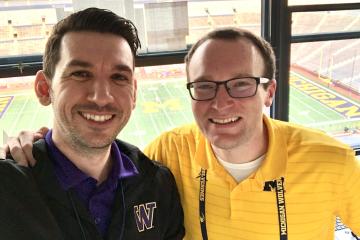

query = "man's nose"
[
  {"left": 87, "top": 79, "right": 114, "bottom": 106},
  {"left": 211, "top": 85, "right": 234, "bottom": 109}
]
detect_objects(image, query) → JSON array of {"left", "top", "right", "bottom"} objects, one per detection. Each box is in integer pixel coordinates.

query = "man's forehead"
[
  {"left": 59, "top": 31, "right": 134, "bottom": 70},
  {"left": 200, "top": 38, "right": 256, "bottom": 55},
  {"left": 188, "top": 38, "right": 265, "bottom": 79},
  {"left": 61, "top": 31, "right": 130, "bottom": 50},
  {"left": 189, "top": 39, "right": 258, "bottom": 69}
]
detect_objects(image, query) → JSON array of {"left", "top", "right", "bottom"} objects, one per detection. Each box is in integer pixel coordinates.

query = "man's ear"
[
  {"left": 264, "top": 79, "right": 277, "bottom": 107},
  {"left": 34, "top": 70, "right": 51, "bottom": 106}
]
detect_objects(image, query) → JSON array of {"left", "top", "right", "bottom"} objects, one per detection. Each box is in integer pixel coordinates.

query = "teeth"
[
  {"left": 82, "top": 113, "right": 113, "bottom": 122},
  {"left": 211, "top": 117, "right": 239, "bottom": 124}
]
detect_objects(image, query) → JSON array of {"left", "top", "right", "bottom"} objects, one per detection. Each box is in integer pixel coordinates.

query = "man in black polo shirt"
[{"left": 0, "top": 7, "right": 184, "bottom": 240}]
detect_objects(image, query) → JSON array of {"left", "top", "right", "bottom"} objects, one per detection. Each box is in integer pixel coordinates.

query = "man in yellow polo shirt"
[
  {"left": 144, "top": 28, "right": 360, "bottom": 239},
  {"left": 3, "top": 27, "right": 360, "bottom": 239}
]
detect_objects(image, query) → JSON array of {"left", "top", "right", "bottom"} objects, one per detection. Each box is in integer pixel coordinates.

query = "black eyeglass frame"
[{"left": 186, "top": 77, "right": 270, "bottom": 101}]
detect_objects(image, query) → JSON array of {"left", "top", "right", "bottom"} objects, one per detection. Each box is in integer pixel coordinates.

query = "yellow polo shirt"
[{"left": 144, "top": 115, "right": 360, "bottom": 239}]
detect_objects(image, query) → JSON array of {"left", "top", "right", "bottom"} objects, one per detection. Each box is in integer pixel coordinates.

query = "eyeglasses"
[{"left": 186, "top": 77, "right": 270, "bottom": 101}]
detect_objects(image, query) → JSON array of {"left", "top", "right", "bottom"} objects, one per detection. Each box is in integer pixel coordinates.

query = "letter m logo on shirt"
[{"left": 134, "top": 202, "right": 157, "bottom": 232}]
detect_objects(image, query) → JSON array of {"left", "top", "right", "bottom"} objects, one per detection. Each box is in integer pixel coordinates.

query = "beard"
[{"left": 52, "top": 104, "right": 123, "bottom": 155}]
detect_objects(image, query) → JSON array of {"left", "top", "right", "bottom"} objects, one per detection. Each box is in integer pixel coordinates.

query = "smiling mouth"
[
  {"left": 80, "top": 112, "right": 114, "bottom": 122},
  {"left": 210, "top": 117, "right": 240, "bottom": 125}
]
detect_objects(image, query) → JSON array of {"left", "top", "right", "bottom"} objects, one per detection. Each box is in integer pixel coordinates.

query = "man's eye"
[
  {"left": 112, "top": 74, "right": 130, "bottom": 83},
  {"left": 233, "top": 81, "right": 249, "bottom": 87},
  {"left": 195, "top": 83, "right": 215, "bottom": 90},
  {"left": 231, "top": 80, "right": 253, "bottom": 88},
  {"left": 71, "top": 71, "right": 91, "bottom": 79}
]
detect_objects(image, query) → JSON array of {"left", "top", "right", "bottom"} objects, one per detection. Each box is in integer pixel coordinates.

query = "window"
[
  {"left": 288, "top": 7, "right": 360, "bottom": 150},
  {"left": 0, "top": 0, "right": 262, "bottom": 147}
]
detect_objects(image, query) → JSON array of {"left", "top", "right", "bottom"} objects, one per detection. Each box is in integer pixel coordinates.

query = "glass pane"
[
  {"left": 290, "top": 39, "right": 360, "bottom": 149},
  {"left": 0, "top": 75, "right": 53, "bottom": 144},
  {"left": 187, "top": 0, "right": 261, "bottom": 44},
  {"left": 0, "top": 0, "right": 261, "bottom": 58},
  {"left": 289, "top": 0, "right": 359, "bottom": 5},
  {"left": 121, "top": 64, "right": 193, "bottom": 149},
  {"left": 0, "top": 64, "right": 193, "bottom": 149},
  {"left": 292, "top": 10, "right": 360, "bottom": 35}
]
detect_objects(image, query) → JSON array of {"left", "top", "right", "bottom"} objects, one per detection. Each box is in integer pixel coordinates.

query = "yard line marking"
[
  {"left": 9, "top": 95, "right": 31, "bottom": 135},
  {"left": 291, "top": 71, "right": 360, "bottom": 107},
  {"left": 153, "top": 87, "right": 175, "bottom": 129},
  {"left": 290, "top": 98, "right": 316, "bottom": 123},
  {"left": 307, "top": 117, "right": 360, "bottom": 128},
  {"left": 0, "top": 96, "right": 14, "bottom": 119},
  {"left": 128, "top": 87, "right": 146, "bottom": 148},
  {"left": 162, "top": 81, "right": 193, "bottom": 123},
  {"left": 292, "top": 87, "right": 344, "bottom": 120},
  {"left": 29, "top": 99, "right": 41, "bottom": 129},
  {"left": 290, "top": 73, "right": 360, "bottom": 118}
]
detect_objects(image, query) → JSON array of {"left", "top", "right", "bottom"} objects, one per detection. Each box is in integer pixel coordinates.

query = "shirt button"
[{"left": 95, "top": 217, "right": 101, "bottom": 224}]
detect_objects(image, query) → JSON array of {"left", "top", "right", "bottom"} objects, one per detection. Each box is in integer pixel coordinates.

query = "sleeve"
[{"left": 337, "top": 150, "right": 360, "bottom": 235}]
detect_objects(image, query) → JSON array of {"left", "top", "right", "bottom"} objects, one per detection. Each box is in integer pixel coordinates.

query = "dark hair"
[
  {"left": 43, "top": 7, "right": 141, "bottom": 79},
  {"left": 185, "top": 27, "right": 275, "bottom": 87}
]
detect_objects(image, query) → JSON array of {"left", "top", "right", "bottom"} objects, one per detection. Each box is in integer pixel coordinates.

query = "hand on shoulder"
[{"left": 0, "top": 127, "right": 49, "bottom": 167}]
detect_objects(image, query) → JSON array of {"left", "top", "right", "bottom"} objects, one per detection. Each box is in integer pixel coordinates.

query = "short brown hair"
[
  {"left": 43, "top": 7, "right": 141, "bottom": 80},
  {"left": 185, "top": 27, "right": 275, "bottom": 87}
]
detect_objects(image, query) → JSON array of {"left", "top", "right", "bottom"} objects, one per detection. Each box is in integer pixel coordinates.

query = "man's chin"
[
  {"left": 70, "top": 133, "right": 115, "bottom": 150},
  {"left": 81, "top": 136, "right": 115, "bottom": 148},
  {"left": 209, "top": 134, "right": 242, "bottom": 150}
]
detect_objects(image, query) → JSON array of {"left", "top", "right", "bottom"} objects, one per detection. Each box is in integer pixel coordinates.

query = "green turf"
[
  {"left": 289, "top": 87, "right": 344, "bottom": 124},
  {"left": 0, "top": 74, "right": 359, "bottom": 149}
]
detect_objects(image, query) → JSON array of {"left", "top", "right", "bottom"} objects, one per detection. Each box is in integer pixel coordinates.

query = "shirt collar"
[
  {"left": 111, "top": 141, "right": 139, "bottom": 179},
  {"left": 45, "top": 130, "right": 138, "bottom": 190},
  {"left": 257, "top": 115, "right": 287, "bottom": 181}
]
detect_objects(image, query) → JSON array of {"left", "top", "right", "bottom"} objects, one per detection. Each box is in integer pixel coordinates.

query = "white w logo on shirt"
[{"left": 134, "top": 202, "right": 157, "bottom": 232}]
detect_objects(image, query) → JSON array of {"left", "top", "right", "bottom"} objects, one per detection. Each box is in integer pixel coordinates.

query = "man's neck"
[{"left": 52, "top": 134, "right": 113, "bottom": 183}]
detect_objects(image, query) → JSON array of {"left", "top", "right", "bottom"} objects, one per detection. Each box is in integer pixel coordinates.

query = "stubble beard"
[{"left": 56, "top": 112, "right": 121, "bottom": 156}]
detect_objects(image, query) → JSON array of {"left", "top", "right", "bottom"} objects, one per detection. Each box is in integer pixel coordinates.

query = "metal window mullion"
[{"left": 262, "top": 0, "right": 291, "bottom": 121}]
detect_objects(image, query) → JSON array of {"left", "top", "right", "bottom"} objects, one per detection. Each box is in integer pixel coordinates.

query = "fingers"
[
  {"left": 0, "top": 144, "right": 9, "bottom": 159},
  {"left": 6, "top": 136, "right": 31, "bottom": 167},
  {"left": 18, "top": 130, "right": 42, "bottom": 167},
  {"left": 36, "top": 127, "right": 49, "bottom": 140},
  {"left": 1, "top": 128, "right": 48, "bottom": 167}
]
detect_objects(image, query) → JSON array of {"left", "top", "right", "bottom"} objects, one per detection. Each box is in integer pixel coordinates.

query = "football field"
[
  {"left": 0, "top": 71, "right": 359, "bottom": 149},
  {"left": 0, "top": 78, "right": 193, "bottom": 148}
]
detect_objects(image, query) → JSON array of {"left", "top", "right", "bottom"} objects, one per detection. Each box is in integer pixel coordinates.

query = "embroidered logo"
[
  {"left": 134, "top": 202, "right": 157, "bottom": 232},
  {"left": 263, "top": 179, "right": 277, "bottom": 191}
]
